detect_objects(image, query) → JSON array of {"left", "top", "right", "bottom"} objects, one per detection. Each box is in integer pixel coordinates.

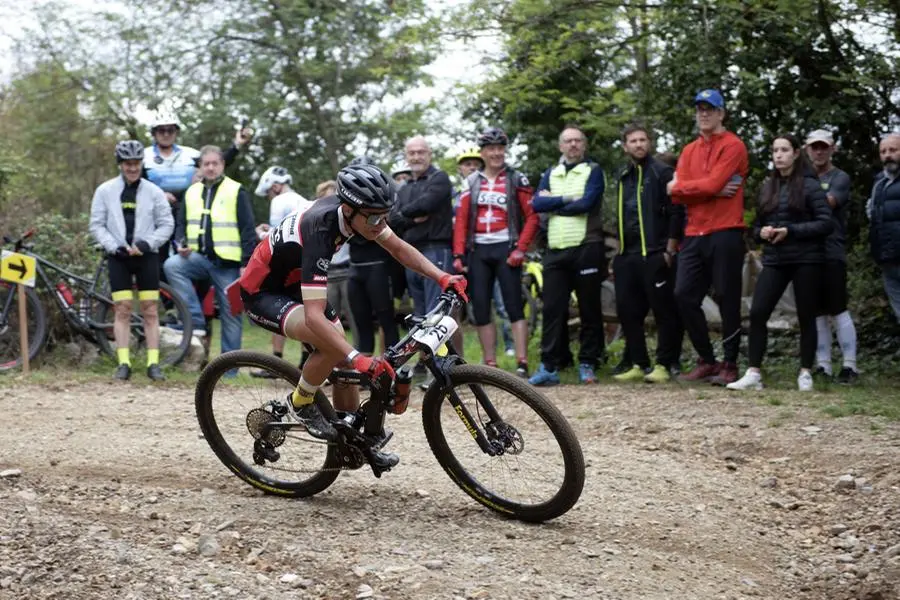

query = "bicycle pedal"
[{"left": 367, "top": 450, "right": 399, "bottom": 478}]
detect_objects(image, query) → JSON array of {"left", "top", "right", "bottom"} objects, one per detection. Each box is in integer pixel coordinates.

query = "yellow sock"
[
  {"left": 146, "top": 349, "right": 160, "bottom": 367},
  {"left": 117, "top": 348, "right": 130, "bottom": 366},
  {"left": 291, "top": 375, "right": 318, "bottom": 408}
]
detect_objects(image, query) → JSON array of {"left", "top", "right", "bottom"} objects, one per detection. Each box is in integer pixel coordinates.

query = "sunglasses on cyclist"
[
  {"left": 155, "top": 126, "right": 178, "bottom": 135},
  {"left": 360, "top": 211, "right": 389, "bottom": 226}
]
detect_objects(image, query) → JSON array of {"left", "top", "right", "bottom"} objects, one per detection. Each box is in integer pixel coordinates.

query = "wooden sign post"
[{"left": 1, "top": 250, "right": 38, "bottom": 375}]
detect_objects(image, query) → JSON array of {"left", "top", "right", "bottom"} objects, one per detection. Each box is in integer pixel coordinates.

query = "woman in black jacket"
[{"left": 727, "top": 134, "right": 833, "bottom": 392}]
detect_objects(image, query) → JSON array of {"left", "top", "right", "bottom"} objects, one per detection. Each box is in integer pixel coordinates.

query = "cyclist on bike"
[
  {"left": 239, "top": 163, "right": 467, "bottom": 464},
  {"left": 89, "top": 141, "right": 174, "bottom": 381}
]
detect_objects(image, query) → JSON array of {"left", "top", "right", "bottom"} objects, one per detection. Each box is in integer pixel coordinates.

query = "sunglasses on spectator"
[
  {"left": 360, "top": 211, "right": 389, "bottom": 226},
  {"left": 155, "top": 126, "right": 178, "bottom": 134}
]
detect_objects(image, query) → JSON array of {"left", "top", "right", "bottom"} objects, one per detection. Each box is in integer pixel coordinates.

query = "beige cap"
[{"left": 805, "top": 129, "right": 834, "bottom": 146}]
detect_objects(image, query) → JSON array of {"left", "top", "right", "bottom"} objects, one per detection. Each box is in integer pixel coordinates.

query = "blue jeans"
[
  {"left": 163, "top": 251, "right": 242, "bottom": 354},
  {"left": 406, "top": 246, "right": 451, "bottom": 317},
  {"left": 882, "top": 262, "right": 900, "bottom": 322}
]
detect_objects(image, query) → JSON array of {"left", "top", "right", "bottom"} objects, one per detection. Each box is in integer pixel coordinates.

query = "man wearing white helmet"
[
  {"left": 251, "top": 166, "right": 316, "bottom": 377},
  {"left": 254, "top": 166, "right": 315, "bottom": 240},
  {"left": 143, "top": 111, "right": 253, "bottom": 280},
  {"left": 390, "top": 161, "right": 413, "bottom": 187}
]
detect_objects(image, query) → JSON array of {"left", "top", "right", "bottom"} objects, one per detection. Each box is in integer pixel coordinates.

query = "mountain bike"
[
  {"left": 0, "top": 229, "right": 192, "bottom": 371},
  {"left": 195, "top": 289, "right": 586, "bottom": 522}
]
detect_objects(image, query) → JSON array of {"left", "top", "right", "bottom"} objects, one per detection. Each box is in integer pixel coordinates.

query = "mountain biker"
[
  {"left": 391, "top": 161, "right": 413, "bottom": 187},
  {"left": 238, "top": 163, "right": 467, "bottom": 466},
  {"left": 89, "top": 141, "right": 174, "bottom": 381},
  {"left": 251, "top": 166, "right": 317, "bottom": 378}
]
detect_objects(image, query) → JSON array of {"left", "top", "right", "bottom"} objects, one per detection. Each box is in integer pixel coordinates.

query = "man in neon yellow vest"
[
  {"left": 529, "top": 125, "right": 606, "bottom": 386},
  {"left": 611, "top": 123, "right": 684, "bottom": 384},
  {"left": 163, "top": 146, "right": 257, "bottom": 368}
]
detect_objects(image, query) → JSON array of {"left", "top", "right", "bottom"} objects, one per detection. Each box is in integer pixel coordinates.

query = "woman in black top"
[{"left": 727, "top": 134, "right": 833, "bottom": 392}]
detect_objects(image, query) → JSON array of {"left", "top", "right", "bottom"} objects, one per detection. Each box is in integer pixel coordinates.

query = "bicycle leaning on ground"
[
  {"left": 0, "top": 229, "right": 193, "bottom": 371},
  {"left": 195, "top": 289, "right": 586, "bottom": 522}
]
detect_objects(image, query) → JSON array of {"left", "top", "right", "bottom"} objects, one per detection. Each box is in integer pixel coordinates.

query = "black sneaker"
[
  {"left": 114, "top": 364, "right": 131, "bottom": 380},
  {"left": 293, "top": 402, "right": 337, "bottom": 441},
  {"left": 147, "top": 364, "right": 165, "bottom": 381},
  {"left": 516, "top": 361, "right": 529, "bottom": 379},
  {"left": 835, "top": 367, "right": 859, "bottom": 385},
  {"left": 812, "top": 366, "right": 833, "bottom": 381}
]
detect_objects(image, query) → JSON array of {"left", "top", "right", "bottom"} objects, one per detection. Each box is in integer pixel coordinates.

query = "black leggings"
[
  {"left": 468, "top": 242, "right": 524, "bottom": 326},
  {"left": 748, "top": 263, "right": 822, "bottom": 369},
  {"left": 348, "top": 261, "right": 399, "bottom": 354}
]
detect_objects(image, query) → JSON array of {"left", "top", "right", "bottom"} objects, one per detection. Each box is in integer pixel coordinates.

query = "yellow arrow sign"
[{"left": 1, "top": 250, "right": 37, "bottom": 287}]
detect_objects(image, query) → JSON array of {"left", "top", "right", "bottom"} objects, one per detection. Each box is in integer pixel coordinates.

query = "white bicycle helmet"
[
  {"left": 150, "top": 111, "right": 181, "bottom": 133},
  {"left": 255, "top": 166, "right": 293, "bottom": 197},
  {"left": 390, "top": 160, "right": 412, "bottom": 177}
]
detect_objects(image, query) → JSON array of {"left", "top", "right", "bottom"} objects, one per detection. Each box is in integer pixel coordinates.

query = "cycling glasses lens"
[
  {"left": 155, "top": 126, "right": 177, "bottom": 134},
  {"left": 364, "top": 212, "right": 388, "bottom": 226}
]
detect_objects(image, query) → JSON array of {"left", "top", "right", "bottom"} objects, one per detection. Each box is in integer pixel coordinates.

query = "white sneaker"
[
  {"left": 797, "top": 371, "right": 814, "bottom": 392},
  {"left": 726, "top": 369, "right": 763, "bottom": 391}
]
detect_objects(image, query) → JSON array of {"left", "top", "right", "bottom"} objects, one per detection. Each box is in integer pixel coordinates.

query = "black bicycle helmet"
[
  {"left": 349, "top": 155, "right": 376, "bottom": 166},
  {"left": 115, "top": 140, "right": 145, "bottom": 163},
  {"left": 336, "top": 164, "right": 395, "bottom": 211},
  {"left": 477, "top": 127, "right": 509, "bottom": 148}
]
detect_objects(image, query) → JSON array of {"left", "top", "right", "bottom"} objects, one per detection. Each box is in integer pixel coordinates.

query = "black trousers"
[
  {"left": 674, "top": 230, "right": 745, "bottom": 364},
  {"left": 539, "top": 242, "right": 605, "bottom": 370},
  {"left": 613, "top": 252, "right": 681, "bottom": 369},
  {"left": 348, "top": 261, "right": 399, "bottom": 354},
  {"left": 749, "top": 263, "right": 821, "bottom": 369}
]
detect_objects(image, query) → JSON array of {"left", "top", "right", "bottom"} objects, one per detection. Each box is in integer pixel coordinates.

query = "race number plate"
[{"left": 411, "top": 315, "right": 458, "bottom": 354}]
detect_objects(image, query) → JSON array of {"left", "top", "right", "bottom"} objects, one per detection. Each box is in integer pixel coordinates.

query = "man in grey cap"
[{"left": 805, "top": 129, "right": 858, "bottom": 384}]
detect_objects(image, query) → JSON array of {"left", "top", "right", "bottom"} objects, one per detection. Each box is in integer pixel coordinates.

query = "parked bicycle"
[
  {"left": 195, "top": 289, "right": 586, "bottom": 522},
  {"left": 0, "top": 229, "right": 192, "bottom": 371}
]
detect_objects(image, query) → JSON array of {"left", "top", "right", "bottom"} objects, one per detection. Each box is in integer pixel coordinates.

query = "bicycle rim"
[
  {"left": 0, "top": 283, "right": 47, "bottom": 371},
  {"left": 195, "top": 351, "right": 340, "bottom": 497},
  {"left": 422, "top": 364, "right": 585, "bottom": 522}
]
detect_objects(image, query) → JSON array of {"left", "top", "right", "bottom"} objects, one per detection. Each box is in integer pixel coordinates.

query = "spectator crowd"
[{"left": 89, "top": 89, "right": 900, "bottom": 390}]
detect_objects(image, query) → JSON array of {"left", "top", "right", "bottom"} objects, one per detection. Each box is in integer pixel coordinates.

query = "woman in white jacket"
[{"left": 89, "top": 141, "right": 174, "bottom": 381}]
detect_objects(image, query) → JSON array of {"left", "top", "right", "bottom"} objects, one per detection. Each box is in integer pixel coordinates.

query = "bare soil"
[{"left": 1, "top": 380, "right": 899, "bottom": 600}]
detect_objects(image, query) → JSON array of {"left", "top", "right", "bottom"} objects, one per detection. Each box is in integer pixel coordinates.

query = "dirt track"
[{"left": 1, "top": 379, "right": 899, "bottom": 600}]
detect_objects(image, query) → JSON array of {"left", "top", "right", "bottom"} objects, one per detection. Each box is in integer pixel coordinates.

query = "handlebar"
[{"left": 3, "top": 229, "right": 36, "bottom": 252}]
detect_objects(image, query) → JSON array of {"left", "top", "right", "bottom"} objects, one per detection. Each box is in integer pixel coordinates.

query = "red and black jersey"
[{"left": 240, "top": 195, "right": 393, "bottom": 300}]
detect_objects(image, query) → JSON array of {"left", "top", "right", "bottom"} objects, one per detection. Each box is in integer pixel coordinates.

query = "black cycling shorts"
[
  {"left": 818, "top": 260, "right": 848, "bottom": 316},
  {"left": 468, "top": 241, "right": 524, "bottom": 326},
  {"left": 241, "top": 288, "right": 339, "bottom": 336},
  {"left": 108, "top": 254, "right": 160, "bottom": 302}
]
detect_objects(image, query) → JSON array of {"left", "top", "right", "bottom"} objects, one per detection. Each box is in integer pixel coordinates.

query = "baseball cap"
[
  {"left": 805, "top": 129, "right": 834, "bottom": 146},
  {"left": 693, "top": 89, "right": 725, "bottom": 110}
]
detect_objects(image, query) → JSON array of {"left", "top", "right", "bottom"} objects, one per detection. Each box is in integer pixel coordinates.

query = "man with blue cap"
[{"left": 666, "top": 89, "right": 749, "bottom": 385}]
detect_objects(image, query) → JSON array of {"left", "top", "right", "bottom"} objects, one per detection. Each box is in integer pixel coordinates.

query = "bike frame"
[
  {"left": 0, "top": 248, "right": 114, "bottom": 338},
  {"left": 325, "top": 292, "right": 507, "bottom": 458}
]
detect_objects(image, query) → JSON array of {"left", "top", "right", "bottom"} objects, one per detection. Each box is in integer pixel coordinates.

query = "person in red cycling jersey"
[{"left": 239, "top": 163, "right": 467, "bottom": 465}]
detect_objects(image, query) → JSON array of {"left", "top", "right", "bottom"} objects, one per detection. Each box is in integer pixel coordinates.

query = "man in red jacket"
[{"left": 667, "top": 89, "right": 748, "bottom": 384}]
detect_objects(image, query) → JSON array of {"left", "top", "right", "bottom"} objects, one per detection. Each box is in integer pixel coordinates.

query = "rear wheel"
[
  {"left": 421, "top": 364, "right": 585, "bottom": 522},
  {"left": 95, "top": 283, "right": 192, "bottom": 367},
  {"left": 0, "top": 283, "right": 47, "bottom": 371},
  {"left": 195, "top": 351, "right": 341, "bottom": 497}
]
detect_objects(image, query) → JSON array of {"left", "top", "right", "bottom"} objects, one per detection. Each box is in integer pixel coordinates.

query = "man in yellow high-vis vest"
[
  {"left": 529, "top": 125, "right": 606, "bottom": 386},
  {"left": 163, "top": 146, "right": 257, "bottom": 368}
]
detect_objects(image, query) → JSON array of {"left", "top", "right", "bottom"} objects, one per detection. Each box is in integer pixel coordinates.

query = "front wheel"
[
  {"left": 421, "top": 364, "right": 585, "bottom": 522},
  {"left": 195, "top": 351, "right": 341, "bottom": 497},
  {"left": 0, "top": 282, "right": 48, "bottom": 371}
]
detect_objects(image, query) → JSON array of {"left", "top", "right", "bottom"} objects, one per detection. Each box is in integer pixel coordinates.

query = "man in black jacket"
[
  {"left": 611, "top": 123, "right": 684, "bottom": 383},
  {"left": 391, "top": 135, "right": 455, "bottom": 319},
  {"left": 868, "top": 134, "right": 900, "bottom": 323}
]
